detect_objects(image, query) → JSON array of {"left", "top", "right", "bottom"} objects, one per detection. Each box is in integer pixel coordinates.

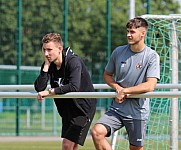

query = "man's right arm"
[
  {"left": 103, "top": 71, "right": 127, "bottom": 102},
  {"left": 103, "top": 71, "right": 123, "bottom": 92},
  {"left": 34, "top": 63, "right": 49, "bottom": 92}
]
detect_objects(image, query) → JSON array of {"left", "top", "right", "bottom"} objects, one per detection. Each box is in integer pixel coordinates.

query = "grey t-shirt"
[{"left": 105, "top": 44, "right": 160, "bottom": 120}]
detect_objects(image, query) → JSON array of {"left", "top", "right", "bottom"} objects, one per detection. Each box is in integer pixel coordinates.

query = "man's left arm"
[
  {"left": 122, "top": 77, "right": 158, "bottom": 95},
  {"left": 114, "top": 77, "right": 158, "bottom": 102}
]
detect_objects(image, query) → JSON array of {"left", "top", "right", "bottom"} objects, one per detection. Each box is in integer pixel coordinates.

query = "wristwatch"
[{"left": 48, "top": 88, "right": 54, "bottom": 95}]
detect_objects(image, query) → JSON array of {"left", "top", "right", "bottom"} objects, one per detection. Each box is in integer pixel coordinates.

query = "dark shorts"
[
  {"left": 54, "top": 99, "right": 96, "bottom": 146},
  {"left": 96, "top": 110, "right": 148, "bottom": 146}
]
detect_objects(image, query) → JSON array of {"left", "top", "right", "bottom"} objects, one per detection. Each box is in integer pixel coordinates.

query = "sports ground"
[{"left": 0, "top": 136, "right": 95, "bottom": 150}]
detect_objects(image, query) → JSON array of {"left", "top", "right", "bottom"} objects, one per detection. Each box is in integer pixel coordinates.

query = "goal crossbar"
[{"left": 141, "top": 14, "right": 181, "bottom": 19}]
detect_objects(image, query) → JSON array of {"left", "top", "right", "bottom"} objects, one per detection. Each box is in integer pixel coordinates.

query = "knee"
[
  {"left": 62, "top": 138, "right": 74, "bottom": 150},
  {"left": 91, "top": 124, "right": 107, "bottom": 140},
  {"left": 91, "top": 125, "right": 98, "bottom": 138}
]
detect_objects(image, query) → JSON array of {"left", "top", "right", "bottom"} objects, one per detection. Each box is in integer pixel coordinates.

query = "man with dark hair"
[
  {"left": 91, "top": 17, "right": 160, "bottom": 150},
  {"left": 34, "top": 33, "right": 97, "bottom": 150}
]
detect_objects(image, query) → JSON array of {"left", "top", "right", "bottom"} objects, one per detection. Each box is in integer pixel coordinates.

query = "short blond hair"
[{"left": 42, "top": 33, "right": 63, "bottom": 46}]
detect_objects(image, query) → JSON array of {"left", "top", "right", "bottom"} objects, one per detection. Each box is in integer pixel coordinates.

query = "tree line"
[{"left": 0, "top": 0, "right": 179, "bottom": 70}]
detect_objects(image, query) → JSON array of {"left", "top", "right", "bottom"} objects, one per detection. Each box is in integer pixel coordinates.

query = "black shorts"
[{"left": 54, "top": 99, "right": 96, "bottom": 146}]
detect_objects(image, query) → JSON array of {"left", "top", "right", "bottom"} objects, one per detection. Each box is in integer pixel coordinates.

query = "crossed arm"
[{"left": 103, "top": 71, "right": 158, "bottom": 103}]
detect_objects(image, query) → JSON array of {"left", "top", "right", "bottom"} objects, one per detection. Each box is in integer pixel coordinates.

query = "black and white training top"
[{"left": 34, "top": 47, "right": 97, "bottom": 117}]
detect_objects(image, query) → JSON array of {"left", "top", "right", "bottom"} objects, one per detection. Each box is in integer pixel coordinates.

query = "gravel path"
[{"left": 0, "top": 136, "right": 62, "bottom": 142}]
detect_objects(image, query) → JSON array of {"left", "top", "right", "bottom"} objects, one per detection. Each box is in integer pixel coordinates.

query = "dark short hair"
[
  {"left": 42, "top": 33, "right": 63, "bottom": 46},
  {"left": 126, "top": 17, "right": 148, "bottom": 30}
]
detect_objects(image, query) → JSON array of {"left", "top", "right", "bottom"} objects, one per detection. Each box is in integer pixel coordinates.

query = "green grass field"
[
  {"left": 0, "top": 140, "right": 95, "bottom": 150},
  {"left": 0, "top": 109, "right": 181, "bottom": 149},
  {"left": 0, "top": 138, "right": 181, "bottom": 150}
]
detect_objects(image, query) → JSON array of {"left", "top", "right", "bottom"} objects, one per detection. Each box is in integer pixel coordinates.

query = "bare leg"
[
  {"left": 73, "top": 143, "right": 78, "bottom": 150},
  {"left": 91, "top": 124, "right": 112, "bottom": 150},
  {"left": 130, "top": 145, "right": 144, "bottom": 150},
  {"left": 62, "top": 138, "right": 78, "bottom": 150}
]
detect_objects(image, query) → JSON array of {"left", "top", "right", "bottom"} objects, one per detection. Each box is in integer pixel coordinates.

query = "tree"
[
  {"left": 0, "top": 0, "right": 180, "bottom": 78},
  {"left": 0, "top": 0, "right": 17, "bottom": 65}
]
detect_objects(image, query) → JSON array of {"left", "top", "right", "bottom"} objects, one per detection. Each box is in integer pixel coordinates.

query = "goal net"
[{"left": 112, "top": 15, "right": 181, "bottom": 150}]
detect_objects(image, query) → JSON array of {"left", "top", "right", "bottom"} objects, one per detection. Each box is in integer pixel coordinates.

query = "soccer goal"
[{"left": 111, "top": 14, "right": 181, "bottom": 150}]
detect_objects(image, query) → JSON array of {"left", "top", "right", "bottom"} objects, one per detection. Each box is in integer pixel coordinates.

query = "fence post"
[
  {"left": 63, "top": 0, "right": 68, "bottom": 48},
  {"left": 16, "top": 0, "right": 22, "bottom": 136}
]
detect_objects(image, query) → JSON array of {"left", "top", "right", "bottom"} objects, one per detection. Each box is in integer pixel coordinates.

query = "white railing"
[
  {"left": 0, "top": 84, "right": 181, "bottom": 98},
  {"left": 0, "top": 83, "right": 181, "bottom": 91},
  {"left": 0, "top": 91, "right": 181, "bottom": 98}
]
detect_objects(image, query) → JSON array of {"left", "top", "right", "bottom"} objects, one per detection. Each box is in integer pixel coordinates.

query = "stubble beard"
[{"left": 128, "top": 36, "right": 142, "bottom": 46}]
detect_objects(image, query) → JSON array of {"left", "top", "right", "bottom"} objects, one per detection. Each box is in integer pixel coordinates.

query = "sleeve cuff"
[
  {"left": 54, "top": 87, "right": 63, "bottom": 94},
  {"left": 40, "top": 71, "right": 48, "bottom": 76}
]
